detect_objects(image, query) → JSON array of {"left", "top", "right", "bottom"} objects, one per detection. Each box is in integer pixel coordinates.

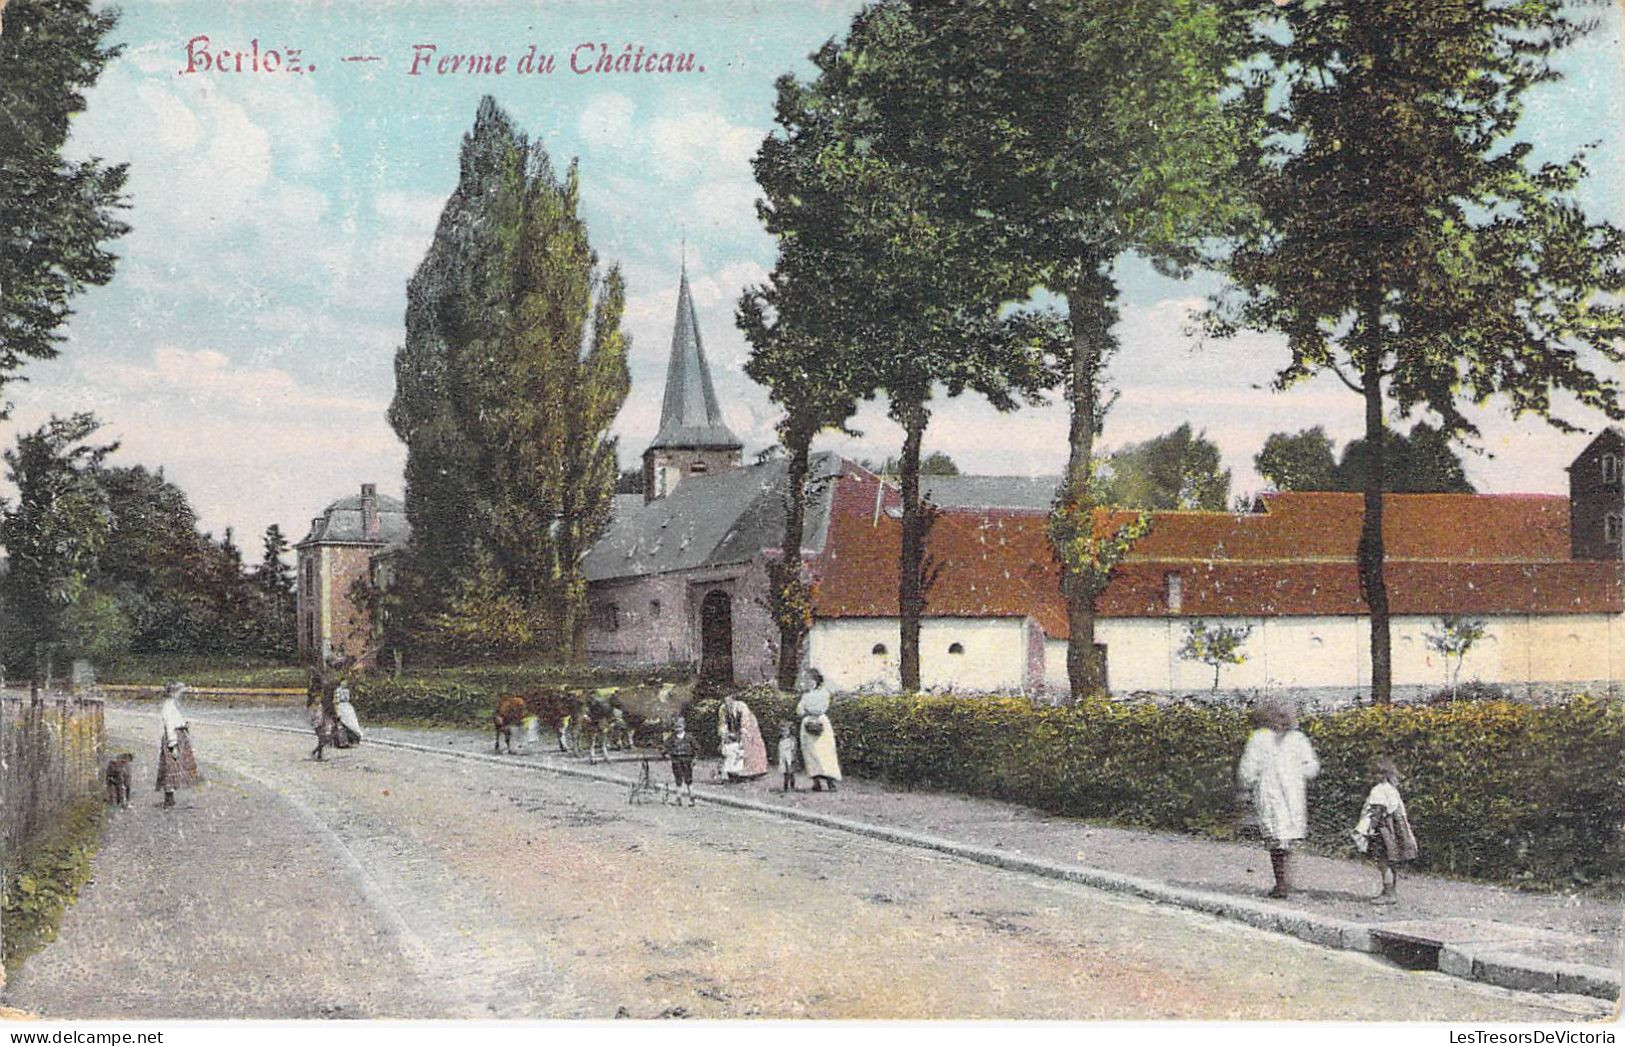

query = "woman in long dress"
[
  {"left": 155, "top": 683, "right": 203, "bottom": 807},
  {"left": 796, "top": 670, "right": 841, "bottom": 792},
  {"left": 1237, "top": 699, "right": 1319, "bottom": 897},
  {"left": 717, "top": 692, "right": 769, "bottom": 781}
]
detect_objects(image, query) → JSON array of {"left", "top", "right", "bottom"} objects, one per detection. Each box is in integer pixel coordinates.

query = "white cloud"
[
  {"left": 373, "top": 190, "right": 444, "bottom": 234},
  {"left": 100, "top": 346, "right": 383, "bottom": 415},
  {"left": 646, "top": 110, "right": 759, "bottom": 182},
  {"left": 579, "top": 93, "right": 635, "bottom": 148}
]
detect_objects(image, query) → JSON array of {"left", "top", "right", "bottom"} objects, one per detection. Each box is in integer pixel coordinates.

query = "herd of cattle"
[{"left": 493, "top": 684, "right": 687, "bottom": 762}]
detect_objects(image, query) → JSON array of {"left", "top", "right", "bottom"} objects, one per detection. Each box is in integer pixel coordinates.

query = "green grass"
[
  {"left": 2, "top": 798, "right": 106, "bottom": 972},
  {"left": 95, "top": 654, "right": 307, "bottom": 688},
  {"left": 94, "top": 654, "right": 689, "bottom": 694}
]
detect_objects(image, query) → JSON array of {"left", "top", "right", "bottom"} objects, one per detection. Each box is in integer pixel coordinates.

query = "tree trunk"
[
  {"left": 1358, "top": 317, "right": 1393, "bottom": 705},
  {"left": 1062, "top": 264, "right": 1114, "bottom": 700},
  {"left": 898, "top": 403, "right": 928, "bottom": 693},
  {"left": 774, "top": 426, "right": 814, "bottom": 691}
]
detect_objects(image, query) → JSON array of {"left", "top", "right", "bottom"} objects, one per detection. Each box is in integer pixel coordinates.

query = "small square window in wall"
[
  {"left": 650, "top": 600, "right": 662, "bottom": 620},
  {"left": 1605, "top": 454, "right": 1620, "bottom": 485},
  {"left": 1607, "top": 513, "right": 1623, "bottom": 545},
  {"left": 1165, "top": 572, "right": 1183, "bottom": 613},
  {"left": 593, "top": 603, "right": 620, "bottom": 632}
]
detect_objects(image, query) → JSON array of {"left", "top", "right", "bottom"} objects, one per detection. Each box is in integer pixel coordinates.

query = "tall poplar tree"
[
  {"left": 389, "top": 98, "right": 629, "bottom": 659},
  {"left": 388, "top": 99, "right": 513, "bottom": 618},
  {"left": 1213, "top": 0, "right": 1625, "bottom": 702}
]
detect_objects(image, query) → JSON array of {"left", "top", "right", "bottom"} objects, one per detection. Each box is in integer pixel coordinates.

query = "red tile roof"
[{"left": 810, "top": 469, "right": 1622, "bottom": 637}]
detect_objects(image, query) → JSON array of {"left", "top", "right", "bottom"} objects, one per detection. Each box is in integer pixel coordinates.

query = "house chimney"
[{"left": 360, "top": 483, "right": 379, "bottom": 540}]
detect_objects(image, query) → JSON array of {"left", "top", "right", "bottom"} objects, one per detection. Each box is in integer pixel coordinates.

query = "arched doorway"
[{"left": 699, "top": 590, "right": 734, "bottom": 687}]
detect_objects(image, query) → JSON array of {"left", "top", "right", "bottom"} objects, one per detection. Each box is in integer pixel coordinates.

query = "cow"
[{"left": 493, "top": 688, "right": 578, "bottom": 754}]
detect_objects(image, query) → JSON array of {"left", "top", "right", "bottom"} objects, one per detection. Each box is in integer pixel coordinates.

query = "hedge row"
[
  {"left": 350, "top": 673, "right": 696, "bottom": 731},
  {"left": 343, "top": 668, "right": 1623, "bottom": 887},
  {"left": 830, "top": 693, "right": 1624, "bottom": 888}
]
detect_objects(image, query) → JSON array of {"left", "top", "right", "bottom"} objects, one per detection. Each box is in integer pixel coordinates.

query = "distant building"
[{"left": 294, "top": 484, "right": 408, "bottom": 665}]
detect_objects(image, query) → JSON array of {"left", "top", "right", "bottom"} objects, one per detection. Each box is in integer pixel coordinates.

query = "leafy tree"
[
  {"left": 254, "top": 524, "right": 294, "bottom": 604},
  {"left": 1101, "top": 424, "right": 1231, "bottom": 511},
  {"left": 90, "top": 466, "right": 291, "bottom": 658},
  {"left": 1179, "top": 619, "right": 1253, "bottom": 691},
  {"left": 0, "top": 414, "right": 115, "bottom": 690},
  {"left": 1425, "top": 616, "right": 1487, "bottom": 701},
  {"left": 740, "top": 247, "right": 865, "bottom": 690},
  {"left": 1257, "top": 424, "right": 1474, "bottom": 493},
  {"left": 1255, "top": 427, "right": 1338, "bottom": 492},
  {"left": 0, "top": 0, "right": 129, "bottom": 401},
  {"left": 615, "top": 468, "right": 645, "bottom": 495},
  {"left": 1211, "top": 0, "right": 1625, "bottom": 701},
  {"left": 1336, "top": 423, "right": 1474, "bottom": 494},
  {"left": 389, "top": 97, "right": 630, "bottom": 658},
  {"left": 750, "top": 18, "right": 1056, "bottom": 691},
  {"left": 858, "top": 452, "right": 961, "bottom": 478},
  {"left": 818, "top": 0, "right": 1250, "bottom": 698}
]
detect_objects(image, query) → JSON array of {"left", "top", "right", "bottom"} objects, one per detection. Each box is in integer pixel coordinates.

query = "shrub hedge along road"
[{"left": 349, "top": 672, "right": 1622, "bottom": 890}]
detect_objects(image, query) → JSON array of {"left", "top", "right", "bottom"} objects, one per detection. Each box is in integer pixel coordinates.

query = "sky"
[{"left": 6, "top": 0, "right": 1624, "bottom": 548}]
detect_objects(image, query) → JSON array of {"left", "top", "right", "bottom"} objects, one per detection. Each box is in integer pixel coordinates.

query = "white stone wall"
[
  {"left": 1043, "top": 613, "right": 1622, "bottom": 696},
  {"left": 807, "top": 617, "right": 1036, "bottom": 692}
]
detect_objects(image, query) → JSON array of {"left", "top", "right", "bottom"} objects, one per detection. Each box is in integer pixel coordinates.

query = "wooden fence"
[{"left": 1, "top": 695, "right": 106, "bottom": 868}]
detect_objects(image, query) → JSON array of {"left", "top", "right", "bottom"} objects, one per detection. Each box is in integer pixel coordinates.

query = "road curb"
[{"left": 177, "top": 713, "right": 1622, "bottom": 1002}]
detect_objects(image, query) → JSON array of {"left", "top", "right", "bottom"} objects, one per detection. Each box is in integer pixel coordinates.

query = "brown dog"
[{"left": 104, "top": 753, "right": 134, "bottom": 807}]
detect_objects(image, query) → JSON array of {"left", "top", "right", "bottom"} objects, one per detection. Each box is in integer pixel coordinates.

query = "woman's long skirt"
[
  {"left": 155, "top": 726, "right": 203, "bottom": 791},
  {"left": 799, "top": 715, "right": 841, "bottom": 781},
  {"left": 737, "top": 705, "right": 769, "bottom": 778}
]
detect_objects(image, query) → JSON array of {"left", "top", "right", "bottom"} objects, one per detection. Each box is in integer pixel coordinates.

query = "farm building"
[{"left": 579, "top": 272, "right": 1625, "bottom": 701}]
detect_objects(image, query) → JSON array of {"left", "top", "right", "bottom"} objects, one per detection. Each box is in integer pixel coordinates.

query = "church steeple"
[{"left": 642, "top": 267, "right": 743, "bottom": 500}]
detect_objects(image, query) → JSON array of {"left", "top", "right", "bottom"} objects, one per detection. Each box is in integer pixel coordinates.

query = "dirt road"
[{"left": 2, "top": 706, "right": 1609, "bottom": 1020}]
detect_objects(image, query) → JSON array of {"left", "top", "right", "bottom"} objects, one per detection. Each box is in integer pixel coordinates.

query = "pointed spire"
[{"left": 650, "top": 267, "right": 741, "bottom": 451}]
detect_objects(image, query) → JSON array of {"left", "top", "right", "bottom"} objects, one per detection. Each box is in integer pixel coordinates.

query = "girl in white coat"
[{"left": 1237, "top": 700, "right": 1319, "bottom": 898}]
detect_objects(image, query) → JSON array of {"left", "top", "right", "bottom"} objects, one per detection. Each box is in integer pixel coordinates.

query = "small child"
[
  {"left": 778, "top": 723, "right": 798, "bottom": 792},
  {"left": 665, "top": 716, "right": 697, "bottom": 807},
  {"left": 1352, "top": 756, "right": 1419, "bottom": 904}
]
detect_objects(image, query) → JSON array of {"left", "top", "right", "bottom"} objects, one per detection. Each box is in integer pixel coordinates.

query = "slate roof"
[
  {"left": 649, "top": 270, "right": 741, "bottom": 451},
  {"left": 583, "top": 452, "right": 845, "bottom": 582},
  {"left": 921, "top": 475, "right": 1060, "bottom": 511},
  {"left": 811, "top": 473, "right": 1622, "bottom": 635},
  {"left": 297, "top": 492, "right": 410, "bottom": 549}
]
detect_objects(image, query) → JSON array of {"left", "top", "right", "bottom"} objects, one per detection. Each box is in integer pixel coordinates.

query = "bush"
[
  {"left": 1425, "top": 680, "right": 1512, "bottom": 705},
  {"left": 349, "top": 667, "right": 696, "bottom": 730},
  {"left": 3, "top": 797, "right": 105, "bottom": 970},
  {"left": 830, "top": 693, "right": 1624, "bottom": 888}
]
